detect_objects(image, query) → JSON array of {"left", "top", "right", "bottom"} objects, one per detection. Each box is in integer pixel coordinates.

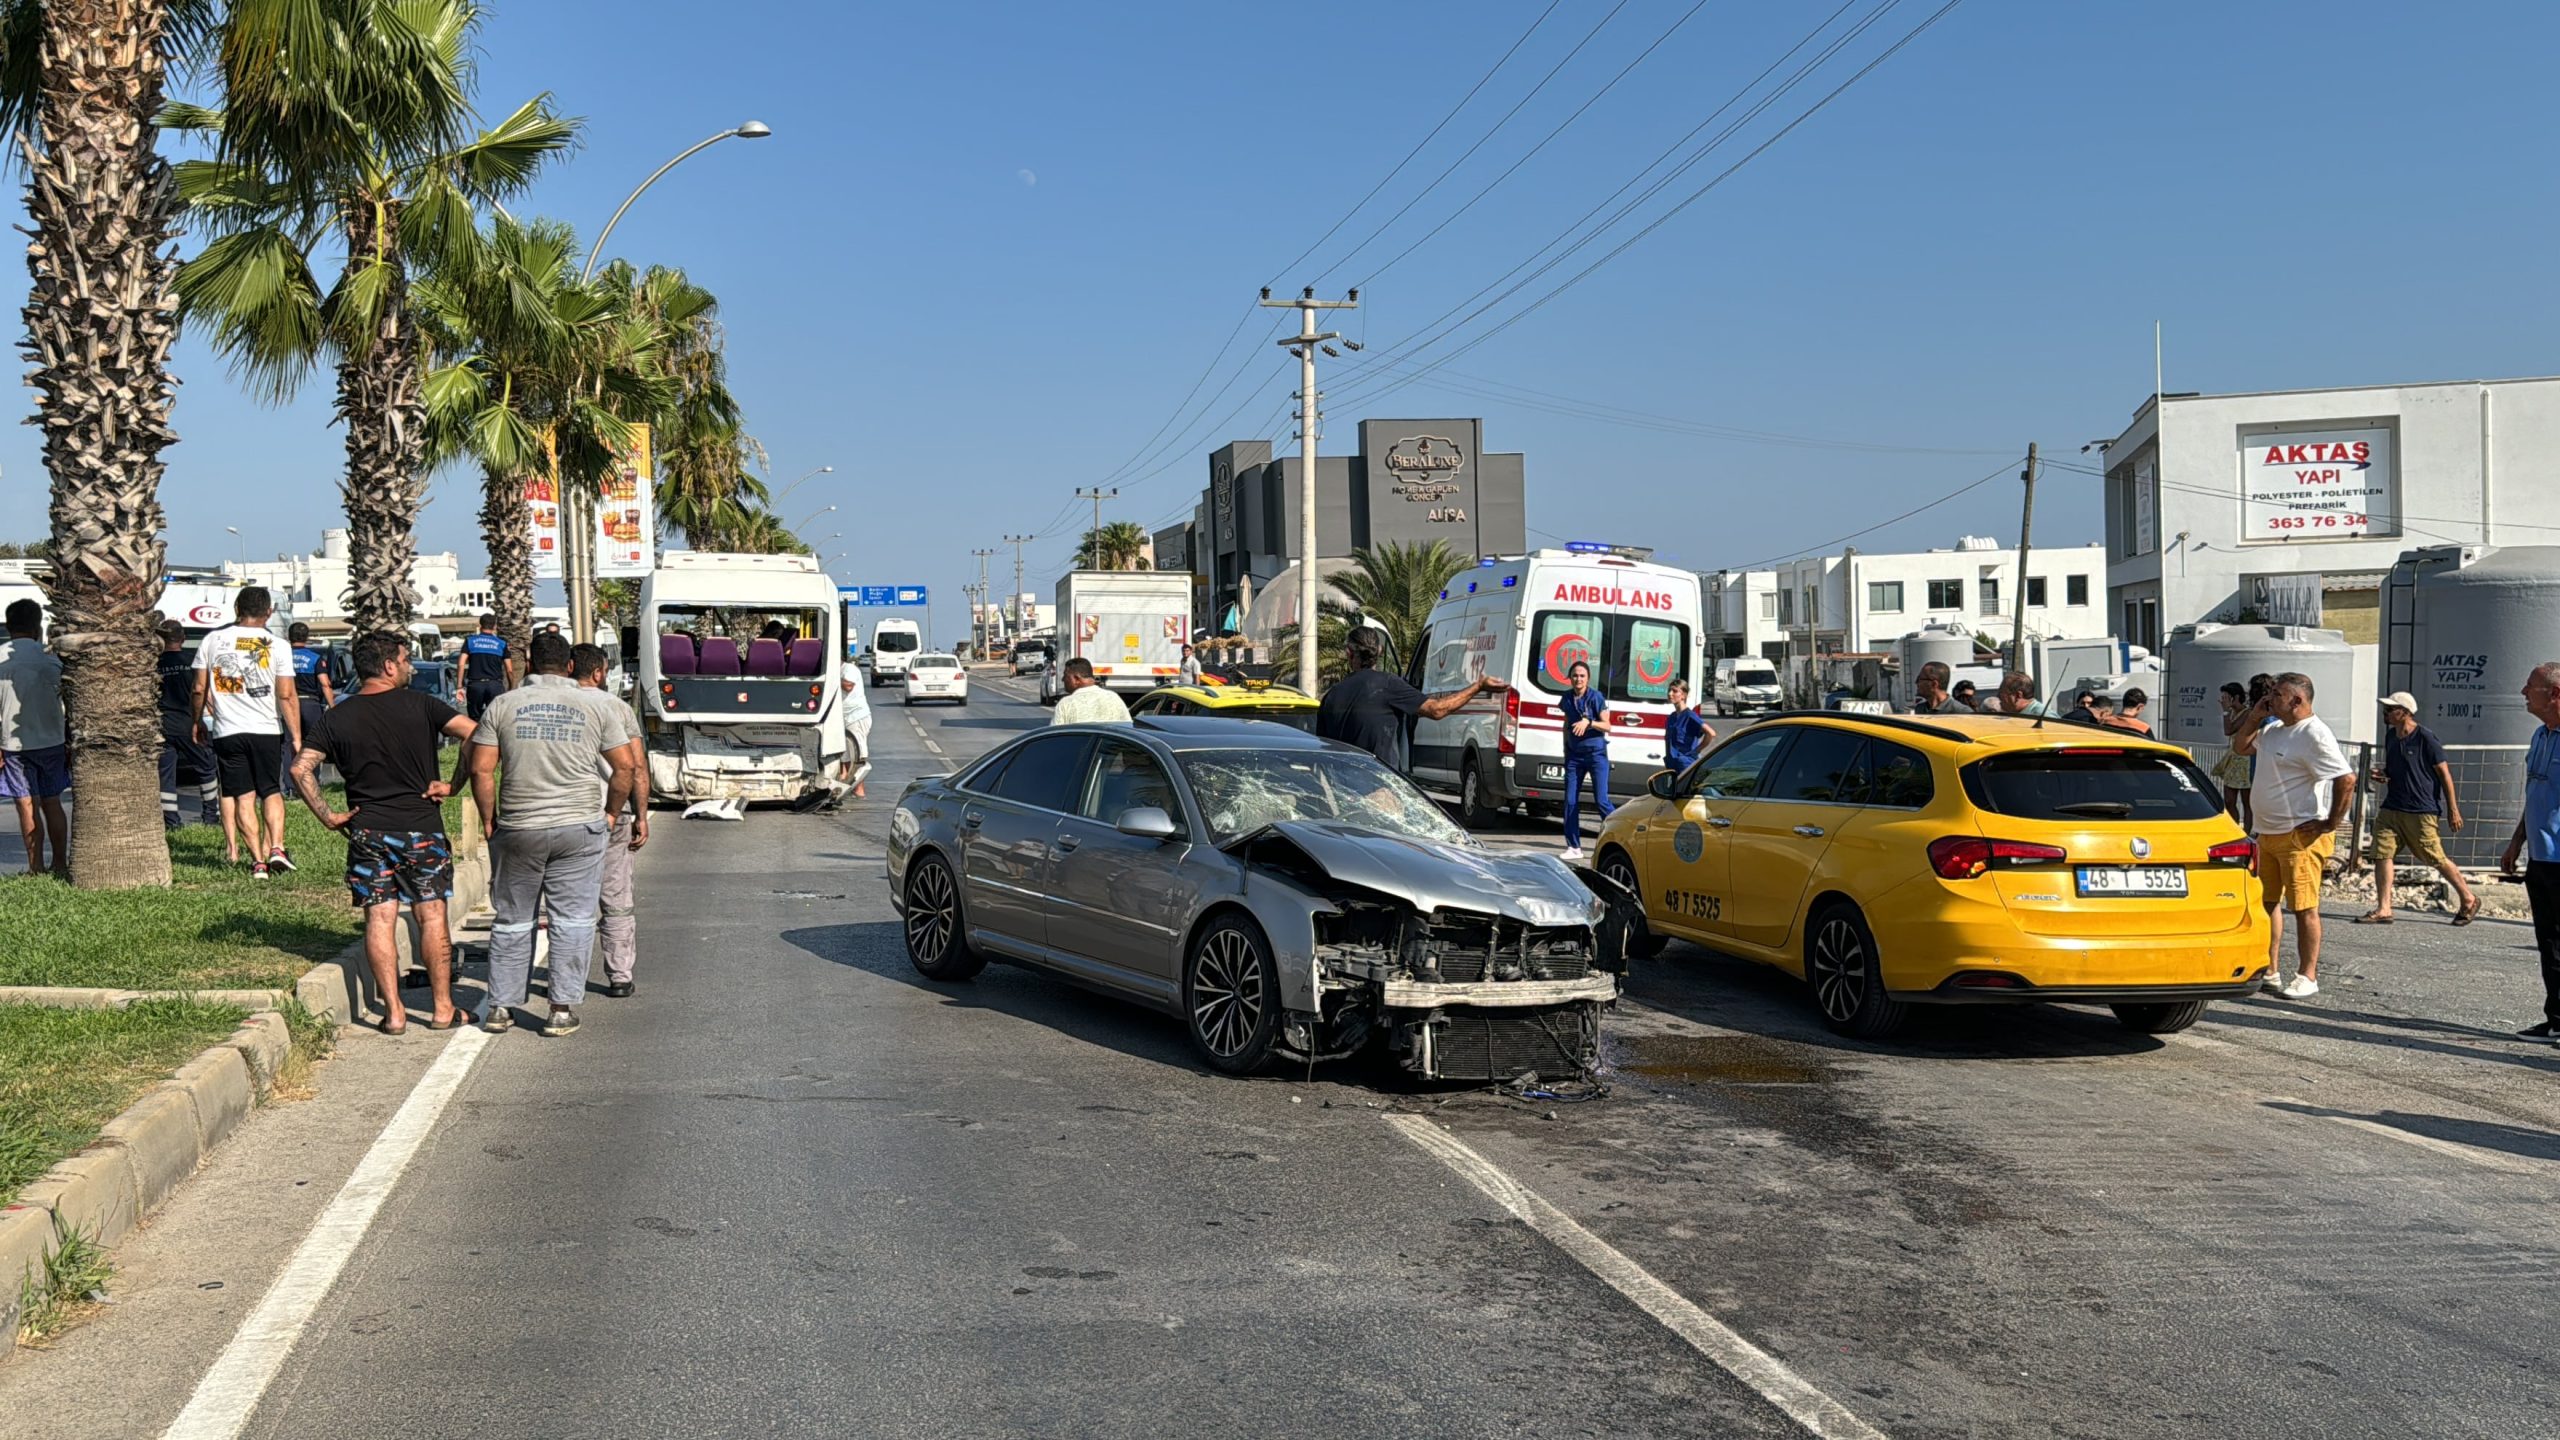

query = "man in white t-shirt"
[
  {"left": 837, "top": 657, "right": 874, "bottom": 797},
  {"left": 191, "top": 586, "right": 302, "bottom": 877},
  {"left": 2232, "top": 670, "right": 2355, "bottom": 998}
]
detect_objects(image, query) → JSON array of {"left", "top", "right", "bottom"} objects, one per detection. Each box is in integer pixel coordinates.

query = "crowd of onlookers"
[{"left": 1, "top": 593, "right": 653, "bottom": 1041}]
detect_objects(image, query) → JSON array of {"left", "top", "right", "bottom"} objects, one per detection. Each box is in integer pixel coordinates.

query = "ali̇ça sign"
[{"left": 2241, "top": 426, "right": 2395, "bottom": 542}]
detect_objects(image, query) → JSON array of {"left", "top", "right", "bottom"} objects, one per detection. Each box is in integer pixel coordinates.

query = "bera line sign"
[{"left": 2241, "top": 426, "right": 2395, "bottom": 541}]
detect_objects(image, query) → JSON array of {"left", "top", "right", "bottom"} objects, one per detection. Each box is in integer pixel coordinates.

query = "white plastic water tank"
[
  {"left": 2160, "top": 623, "right": 2358, "bottom": 748},
  {"left": 2384, "top": 544, "right": 2560, "bottom": 865},
  {"left": 1894, "top": 623, "right": 1979, "bottom": 709}
]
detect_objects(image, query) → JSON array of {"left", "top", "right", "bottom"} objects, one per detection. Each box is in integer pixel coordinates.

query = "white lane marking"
[
  {"left": 2264, "top": 1095, "right": 2540, "bottom": 1176},
  {"left": 923, "top": 741, "right": 946, "bottom": 757},
  {"left": 162, "top": 1026, "right": 494, "bottom": 1439},
  {"left": 1385, "top": 1113, "right": 1888, "bottom": 1440}
]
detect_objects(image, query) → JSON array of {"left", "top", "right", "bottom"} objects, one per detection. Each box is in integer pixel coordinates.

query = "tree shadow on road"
[
  {"left": 2262, "top": 1100, "right": 2560, "bottom": 1164},
  {"left": 2209, "top": 1001, "right": 2560, "bottom": 1077}
]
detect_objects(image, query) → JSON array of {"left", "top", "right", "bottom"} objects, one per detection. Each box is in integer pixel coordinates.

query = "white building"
[
  {"left": 1702, "top": 569, "right": 1784, "bottom": 662},
  {"left": 225, "top": 529, "right": 492, "bottom": 634},
  {"left": 2095, "top": 375, "right": 2560, "bottom": 650},
  {"left": 1749, "top": 535, "right": 2108, "bottom": 659}
]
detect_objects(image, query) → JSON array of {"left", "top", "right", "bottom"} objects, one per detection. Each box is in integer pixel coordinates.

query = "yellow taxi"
[
  {"left": 1592, "top": 711, "right": 2269, "bottom": 1038},
  {"left": 1126, "top": 678, "right": 1319, "bottom": 732}
]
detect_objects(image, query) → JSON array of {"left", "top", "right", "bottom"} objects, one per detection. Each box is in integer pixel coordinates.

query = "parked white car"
[
  {"left": 905, "top": 653, "right": 970, "bottom": 706},
  {"left": 1011, "top": 641, "right": 1051, "bottom": 676}
]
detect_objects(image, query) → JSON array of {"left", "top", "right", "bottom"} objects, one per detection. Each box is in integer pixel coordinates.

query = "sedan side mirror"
[
  {"left": 1115, "top": 806, "right": 1181, "bottom": 841},
  {"left": 1647, "top": 769, "right": 1677, "bottom": 800}
]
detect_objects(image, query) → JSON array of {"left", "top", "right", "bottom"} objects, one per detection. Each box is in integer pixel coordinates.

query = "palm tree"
[
  {"left": 618, "top": 262, "right": 768, "bottom": 552},
  {"left": 418, "top": 216, "right": 663, "bottom": 662},
  {"left": 1270, "top": 599, "right": 1361, "bottom": 693},
  {"left": 1327, "top": 539, "right": 1470, "bottom": 677},
  {"left": 2, "top": 0, "right": 216, "bottom": 888},
  {"left": 1074, "top": 520, "right": 1150, "bottom": 571},
  {"left": 171, "top": 0, "right": 575, "bottom": 635}
]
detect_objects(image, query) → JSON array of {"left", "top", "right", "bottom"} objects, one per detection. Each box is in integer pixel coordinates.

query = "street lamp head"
[{"left": 735, "top": 121, "right": 773, "bottom": 139}]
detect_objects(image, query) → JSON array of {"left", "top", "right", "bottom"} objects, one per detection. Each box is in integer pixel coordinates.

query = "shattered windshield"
[{"left": 1177, "top": 749, "right": 1472, "bottom": 849}]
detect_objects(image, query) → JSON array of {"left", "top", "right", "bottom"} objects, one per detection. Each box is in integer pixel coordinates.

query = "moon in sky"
[{"left": 1016, "top": 168, "right": 1038, "bottom": 187}]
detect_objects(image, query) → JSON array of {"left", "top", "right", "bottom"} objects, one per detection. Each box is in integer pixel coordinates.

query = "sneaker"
[
  {"left": 1560, "top": 846, "right": 1585, "bottom": 862},
  {"left": 2519, "top": 1021, "right": 2558, "bottom": 1039},
  {"left": 2280, "top": 974, "right": 2320, "bottom": 999},
  {"left": 542, "top": 1007, "right": 580, "bottom": 1037},
  {"left": 267, "top": 848, "right": 296, "bottom": 873},
  {"left": 482, "top": 1007, "right": 515, "bottom": 1034},
  {"left": 250, "top": 863, "right": 271, "bottom": 881}
]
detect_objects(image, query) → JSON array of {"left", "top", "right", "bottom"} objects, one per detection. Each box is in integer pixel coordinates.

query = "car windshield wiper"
[{"left": 2052, "top": 800, "right": 2134, "bottom": 817}]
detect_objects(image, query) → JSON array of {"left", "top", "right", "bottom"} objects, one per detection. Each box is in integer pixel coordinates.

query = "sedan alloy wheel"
[{"left": 1185, "top": 916, "right": 1279, "bottom": 1073}]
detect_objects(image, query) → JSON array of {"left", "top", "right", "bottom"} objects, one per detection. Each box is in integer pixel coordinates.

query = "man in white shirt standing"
[
  {"left": 837, "top": 654, "right": 874, "bottom": 797},
  {"left": 1178, "top": 644, "right": 1202, "bottom": 687},
  {"left": 2232, "top": 669, "right": 2355, "bottom": 998},
  {"left": 192, "top": 586, "right": 302, "bottom": 877},
  {"left": 1049, "top": 657, "right": 1131, "bottom": 726}
]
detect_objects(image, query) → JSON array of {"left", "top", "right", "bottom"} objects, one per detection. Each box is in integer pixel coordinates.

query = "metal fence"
[{"left": 2178, "top": 738, "right": 2527, "bottom": 872}]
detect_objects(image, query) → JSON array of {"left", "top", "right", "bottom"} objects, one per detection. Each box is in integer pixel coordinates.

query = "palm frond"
[
  {"left": 173, "top": 226, "right": 326, "bottom": 403},
  {"left": 446, "top": 93, "right": 579, "bottom": 199}
]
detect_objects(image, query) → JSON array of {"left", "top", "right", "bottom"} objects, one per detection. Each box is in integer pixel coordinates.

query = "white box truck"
[{"left": 1048, "top": 570, "right": 1189, "bottom": 703}]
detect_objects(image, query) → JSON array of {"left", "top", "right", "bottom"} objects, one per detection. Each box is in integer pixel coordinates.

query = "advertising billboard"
[
  {"left": 527, "top": 424, "right": 656, "bottom": 578},
  {"left": 2240, "top": 425, "right": 2395, "bottom": 542}
]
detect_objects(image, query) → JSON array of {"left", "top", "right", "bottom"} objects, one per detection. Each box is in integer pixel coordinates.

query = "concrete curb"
[
  {"left": 5, "top": 808, "right": 491, "bottom": 1357},
  {"left": 3, "top": 1007, "right": 302, "bottom": 1358}
]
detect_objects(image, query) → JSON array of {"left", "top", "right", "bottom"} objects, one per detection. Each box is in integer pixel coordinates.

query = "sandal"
[
  {"left": 2351, "top": 912, "right": 2392, "bottom": 925},
  {"left": 378, "top": 1014, "right": 409, "bottom": 1037},
  {"left": 426, "top": 1009, "right": 476, "bottom": 1030},
  {"left": 2453, "top": 899, "right": 2480, "bottom": 927}
]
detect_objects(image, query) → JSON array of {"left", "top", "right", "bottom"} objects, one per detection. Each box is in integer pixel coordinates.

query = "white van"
[
  {"left": 867, "top": 617, "right": 922, "bottom": 686},
  {"left": 1708, "top": 655, "right": 1782, "bottom": 714},
  {"left": 1406, "top": 549, "right": 1704, "bottom": 827}
]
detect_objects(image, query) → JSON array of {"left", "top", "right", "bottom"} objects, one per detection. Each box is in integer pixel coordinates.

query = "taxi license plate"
[{"left": 2076, "top": 866, "right": 2187, "bottom": 897}]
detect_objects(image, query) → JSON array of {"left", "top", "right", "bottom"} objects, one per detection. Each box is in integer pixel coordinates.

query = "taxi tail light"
[
  {"left": 2206, "top": 837, "right": 2258, "bottom": 874},
  {"left": 1928, "top": 836, "right": 2067, "bottom": 880},
  {"left": 1498, "top": 686, "right": 1519, "bottom": 755}
]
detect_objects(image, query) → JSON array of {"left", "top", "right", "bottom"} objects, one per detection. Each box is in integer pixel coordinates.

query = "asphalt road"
[{"left": 9, "top": 673, "right": 2559, "bottom": 1439}]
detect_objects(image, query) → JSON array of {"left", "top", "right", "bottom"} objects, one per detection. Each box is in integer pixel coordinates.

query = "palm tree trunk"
[
  {"left": 21, "top": 0, "right": 183, "bottom": 889},
  {"left": 335, "top": 200, "right": 428, "bottom": 636},
  {"left": 478, "top": 465, "right": 535, "bottom": 663}
]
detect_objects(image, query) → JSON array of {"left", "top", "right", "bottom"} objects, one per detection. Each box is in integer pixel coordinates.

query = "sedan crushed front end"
[{"left": 1231, "top": 821, "right": 1619, "bottom": 1083}]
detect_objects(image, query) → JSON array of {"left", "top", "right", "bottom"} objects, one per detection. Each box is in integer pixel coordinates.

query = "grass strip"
[
  {"left": 0, "top": 996, "right": 249, "bottom": 1203},
  {"left": 0, "top": 786, "right": 465, "bottom": 991}
]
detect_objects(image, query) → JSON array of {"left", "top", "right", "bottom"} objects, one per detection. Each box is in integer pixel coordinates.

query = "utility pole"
[
  {"left": 972, "top": 547, "right": 995, "bottom": 653},
  {"left": 1074, "top": 488, "right": 1118, "bottom": 569},
  {"left": 2011, "top": 442, "right": 2038, "bottom": 672},
  {"left": 1260, "top": 284, "right": 1359, "bottom": 693},
  {"left": 1003, "top": 533, "right": 1033, "bottom": 636}
]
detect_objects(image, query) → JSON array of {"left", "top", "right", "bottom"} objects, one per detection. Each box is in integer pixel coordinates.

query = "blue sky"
[{"left": 4, "top": 0, "right": 2554, "bottom": 643}]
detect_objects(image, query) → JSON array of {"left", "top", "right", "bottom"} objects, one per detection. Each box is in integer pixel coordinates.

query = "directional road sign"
[{"left": 839, "top": 585, "right": 928, "bottom": 607}]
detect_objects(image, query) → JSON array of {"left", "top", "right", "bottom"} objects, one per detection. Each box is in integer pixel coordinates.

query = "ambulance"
[{"left": 1405, "top": 546, "right": 1704, "bottom": 829}]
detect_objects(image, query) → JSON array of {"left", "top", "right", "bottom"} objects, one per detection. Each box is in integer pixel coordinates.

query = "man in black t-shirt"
[
  {"left": 1314, "top": 628, "right": 1505, "bottom": 773},
  {"left": 156, "top": 620, "right": 220, "bottom": 828},
  {"left": 292, "top": 631, "right": 480, "bottom": 1034}
]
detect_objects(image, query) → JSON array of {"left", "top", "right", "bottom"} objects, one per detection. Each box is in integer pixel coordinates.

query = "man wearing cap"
[{"left": 2360, "top": 692, "right": 2479, "bottom": 927}]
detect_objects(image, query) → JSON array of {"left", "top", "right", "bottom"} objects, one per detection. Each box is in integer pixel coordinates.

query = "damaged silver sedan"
[{"left": 887, "top": 717, "right": 1621, "bottom": 1082}]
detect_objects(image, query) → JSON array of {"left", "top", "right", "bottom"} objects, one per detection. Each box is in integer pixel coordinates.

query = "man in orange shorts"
[{"left": 2233, "top": 672, "right": 2356, "bottom": 998}]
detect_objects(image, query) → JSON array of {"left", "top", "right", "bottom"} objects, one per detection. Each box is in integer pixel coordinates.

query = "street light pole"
[
  {"left": 773, "top": 464, "right": 834, "bottom": 506},
  {"left": 1260, "top": 285, "right": 1358, "bottom": 694},
  {"left": 564, "top": 120, "right": 774, "bottom": 644}
]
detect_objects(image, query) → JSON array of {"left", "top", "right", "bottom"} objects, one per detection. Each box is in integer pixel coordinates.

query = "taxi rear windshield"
[{"left": 1960, "top": 750, "right": 2224, "bottom": 822}]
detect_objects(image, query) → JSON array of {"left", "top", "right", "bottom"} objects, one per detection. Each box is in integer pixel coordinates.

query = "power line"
[
  {"left": 1723, "top": 456, "right": 2021, "bottom": 572},
  {"left": 1312, "top": 0, "right": 1635, "bottom": 284},
  {"left": 1332, "top": 0, "right": 1970, "bottom": 416},
  {"left": 1316, "top": 0, "right": 1882, "bottom": 403},
  {"left": 1261, "top": 0, "right": 1566, "bottom": 289},
  {"left": 1354, "top": 0, "right": 1720, "bottom": 290}
]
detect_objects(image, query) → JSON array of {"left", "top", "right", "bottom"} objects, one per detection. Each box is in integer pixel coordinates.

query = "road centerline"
[{"left": 1384, "top": 1112, "right": 1889, "bottom": 1440}]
